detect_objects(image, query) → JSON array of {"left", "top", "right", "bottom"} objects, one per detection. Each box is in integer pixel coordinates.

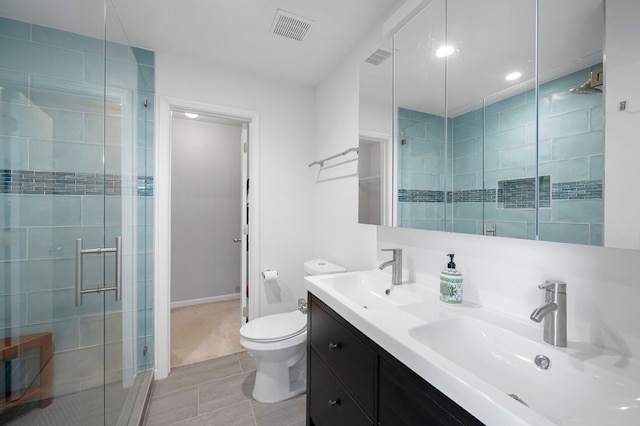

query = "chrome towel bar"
[{"left": 308, "top": 147, "right": 359, "bottom": 167}]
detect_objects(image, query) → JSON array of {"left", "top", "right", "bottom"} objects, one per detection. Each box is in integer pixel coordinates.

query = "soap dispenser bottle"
[{"left": 440, "top": 254, "right": 463, "bottom": 305}]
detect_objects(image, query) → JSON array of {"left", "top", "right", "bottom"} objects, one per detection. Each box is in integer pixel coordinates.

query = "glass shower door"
[{"left": 0, "top": 0, "right": 152, "bottom": 424}]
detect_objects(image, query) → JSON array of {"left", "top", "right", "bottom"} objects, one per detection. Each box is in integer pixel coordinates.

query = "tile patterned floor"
[
  {"left": 143, "top": 352, "right": 306, "bottom": 426},
  {"left": 5, "top": 381, "right": 129, "bottom": 426}
]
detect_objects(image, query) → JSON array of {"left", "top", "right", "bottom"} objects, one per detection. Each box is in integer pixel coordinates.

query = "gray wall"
[{"left": 171, "top": 117, "right": 242, "bottom": 303}]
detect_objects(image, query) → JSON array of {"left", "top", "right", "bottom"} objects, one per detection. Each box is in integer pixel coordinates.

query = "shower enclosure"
[{"left": 0, "top": 1, "right": 153, "bottom": 424}]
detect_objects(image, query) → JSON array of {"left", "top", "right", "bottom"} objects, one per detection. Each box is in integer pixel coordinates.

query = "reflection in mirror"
[
  {"left": 360, "top": 0, "right": 637, "bottom": 249},
  {"left": 446, "top": 0, "right": 537, "bottom": 238},
  {"left": 359, "top": 133, "right": 390, "bottom": 225},
  {"left": 359, "top": 40, "right": 393, "bottom": 226},
  {"left": 393, "top": 0, "right": 446, "bottom": 231},
  {"left": 537, "top": 0, "right": 604, "bottom": 245}
]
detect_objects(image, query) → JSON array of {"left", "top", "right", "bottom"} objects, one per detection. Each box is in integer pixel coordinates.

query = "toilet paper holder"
[{"left": 262, "top": 270, "right": 278, "bottom": 280}]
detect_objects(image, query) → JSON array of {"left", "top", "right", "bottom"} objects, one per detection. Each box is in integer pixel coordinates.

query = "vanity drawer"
[
  {"left": 309, "top": 349, "right": 373, "bottom": 426},
  {"left": 309, "top": 295, "right": 377, "bottom": 416}
]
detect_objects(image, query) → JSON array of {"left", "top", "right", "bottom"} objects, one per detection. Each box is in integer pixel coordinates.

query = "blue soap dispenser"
[{"left": 440, "top": 253, "right": 463, "bottom": 305}]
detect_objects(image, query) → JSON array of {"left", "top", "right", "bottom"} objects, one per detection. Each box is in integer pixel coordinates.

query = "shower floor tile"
[{"left": 4, "top": 381, "right": 129, "bottom": 426}]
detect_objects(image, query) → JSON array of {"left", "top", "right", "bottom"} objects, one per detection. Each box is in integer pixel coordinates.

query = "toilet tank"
[{"left": 304, "top": 259, "right": 346, "bottom": 276}]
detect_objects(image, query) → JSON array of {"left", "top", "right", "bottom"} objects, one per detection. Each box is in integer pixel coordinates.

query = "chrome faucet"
[
  {"left": 379, "top": 248, "right": 403, "bottom": 286},
  {"left": 530, "top": 280, "right": 567, "bottom": 347}
]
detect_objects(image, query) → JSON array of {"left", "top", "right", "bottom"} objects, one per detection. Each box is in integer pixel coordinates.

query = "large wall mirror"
[{"left": 359, "top": 0, "right": 640, "bottom": 250}]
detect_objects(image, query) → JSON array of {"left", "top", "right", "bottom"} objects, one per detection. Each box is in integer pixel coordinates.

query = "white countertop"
[{"left": 304, "top": 270, "right": 640, "bottom": 426}]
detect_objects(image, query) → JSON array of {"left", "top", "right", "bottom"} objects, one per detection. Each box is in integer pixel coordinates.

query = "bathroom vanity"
[
  {"left": 304, "top": 270, "right": 640, "bottom": 425},
  {"left": 306, "top": 294, "right": 482, "bottom": 425}
]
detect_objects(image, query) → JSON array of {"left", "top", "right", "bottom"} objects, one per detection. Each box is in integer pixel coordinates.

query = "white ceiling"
[
  {"left": 0, "top": 0, "right": 403, "bottom": 87},
  {"left": 1, "top": 0, "right": 605, "bottom": 110}
]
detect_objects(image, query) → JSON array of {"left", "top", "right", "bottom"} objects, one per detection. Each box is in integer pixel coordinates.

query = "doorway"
[
  {"left": 155, "top": 98, "right": 260, "bottom": 378},
  {"left": 359, "top": 131, "right": 393, "bottom": 226},
  {"left": 169, "top": 112, "right": 245, "bottom": 367}
]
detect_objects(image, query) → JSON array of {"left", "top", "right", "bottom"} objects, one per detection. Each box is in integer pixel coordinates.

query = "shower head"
[
  {"left": 569, "top": 81, "right": 602, "bottom": 94},
  {"left": 569, "top": 68, "right": 603, "bottom": 94}
]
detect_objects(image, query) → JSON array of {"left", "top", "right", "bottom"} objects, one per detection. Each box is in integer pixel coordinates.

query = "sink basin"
[
  {"left": 409, "top": 316, "right": 640, "bottom": 425},
  {"left": 314, "top": 271, "right": 419, "bottom": 310}
]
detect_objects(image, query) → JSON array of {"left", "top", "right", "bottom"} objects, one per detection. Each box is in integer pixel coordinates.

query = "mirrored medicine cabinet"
[{"left": 358, "top": 0, "right": 640, "bottom": 250}]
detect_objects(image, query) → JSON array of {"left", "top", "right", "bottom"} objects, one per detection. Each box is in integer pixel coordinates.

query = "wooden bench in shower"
[{"left": 1, "top": 332, "right": 53, "bottom": 411}]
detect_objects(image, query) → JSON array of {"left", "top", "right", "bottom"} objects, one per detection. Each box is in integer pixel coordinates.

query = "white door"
[{"left": 240, "top": 123, "right": 249, "bottom": 324}]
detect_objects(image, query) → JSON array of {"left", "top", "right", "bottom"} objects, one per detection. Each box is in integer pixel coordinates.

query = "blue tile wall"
[
  {"left": 0, "top": 16, "right": 155, "bottom": 393},
  {"left": 31, "top": 24, "right": 105, "bottom": 56},
  {"left": 399, "top": 64, "right": 603, "bottom": 245},
  {"left": 0, "top": 36, "right": 85, "bottom": 80},
  {"left": 0, "top": 17, "right": 30, "bottom": 40},
  {"left": 397, "top": 108, "right": 446, "bottom": 230}
]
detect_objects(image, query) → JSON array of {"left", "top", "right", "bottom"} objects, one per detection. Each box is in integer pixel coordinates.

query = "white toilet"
[{"left": 239, "top": 259, "right": 346, "bottom": 403}]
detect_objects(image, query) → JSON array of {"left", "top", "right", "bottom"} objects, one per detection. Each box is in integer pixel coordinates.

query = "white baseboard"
[{"left": 171, "top": 293, "right": 241, "bottom": 309}]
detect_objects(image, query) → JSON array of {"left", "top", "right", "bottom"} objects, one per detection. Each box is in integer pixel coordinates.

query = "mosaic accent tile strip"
[
  {"left": 552, "top": 180, "right": 602, "bottom": 200},
  {"left": 498, "top": 175, "right": 550, "bottom": 209},
  {"left": 400, "top": 188, "right": 496, "bottom": 203},
  {"left": 399, "top": 177, "right": 601, "bottom": 206},
  {"left": 450, "top": 189, "right": 497, "bottom": 203},
  {"left": 398, "top": 189, "right": 444, "bottom": 203},
  {"left": 0, "top": 169, "right": 153, "bottom": 196},
  {"left": 137, "top": 176, "right": 154, "bottom": 197}
]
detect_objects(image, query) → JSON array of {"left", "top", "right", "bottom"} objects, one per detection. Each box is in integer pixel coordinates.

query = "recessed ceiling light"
[
  {"left": 435, "top": 45, "right": 454, "bottom": 58},
  {"left": 505, "top": 72, "right": 522, "bottom": 81},
  {"left": 185, "top": 112, "right": 198, "bottom": 119}
]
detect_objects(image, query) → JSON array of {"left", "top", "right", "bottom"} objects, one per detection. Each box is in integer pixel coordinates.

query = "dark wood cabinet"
[
  {"left": 378, "top": 350, "right": 483, "bottom": 426},
  {"left": 306, "top": 293, "right": 484, "bottom": 426},
  {"left": 308, "top": 350, "right": 373, "bottom": 426},
  {"left": 308, "top": 296, "right": 377, "bottom": 415},
  {"left": 307, "top": 294, "right": 377, "bottom": 425}
]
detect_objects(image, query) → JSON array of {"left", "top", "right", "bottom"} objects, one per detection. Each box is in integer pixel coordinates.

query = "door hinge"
[
  {"left": 242, "top": 306, "right": 248, "bottom": 317},
  {"left": 243, "top": 224, "right": 249, "bottom": 235},
  {"left": 143, "top": 345, "right": 148, "bottom": 356},
  {"left": 243, "top": 142, "right": 248, "bottom": 153},
  {"left": 143, "top": 97, "right": 148, "bottom": 107}
]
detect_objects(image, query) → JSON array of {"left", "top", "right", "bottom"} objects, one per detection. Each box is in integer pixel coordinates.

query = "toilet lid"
[{"left": 240, "top": 310, "right": 307, "bottom": 342}]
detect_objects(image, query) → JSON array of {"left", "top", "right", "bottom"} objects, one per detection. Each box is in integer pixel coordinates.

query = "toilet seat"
[{"left": 240, "top": 310, "right": 307, "bottom": 343}]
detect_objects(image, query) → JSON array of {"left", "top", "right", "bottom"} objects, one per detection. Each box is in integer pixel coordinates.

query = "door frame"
[
  {"left": 154, "top": 96, "right": 260, "bottom": 379},
  {"left": 359, "top": 130, "right": 393, "bottom": 226}
]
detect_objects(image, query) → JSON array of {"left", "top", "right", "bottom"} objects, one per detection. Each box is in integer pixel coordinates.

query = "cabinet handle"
[
  {"left": 328, "top": 399, "right": 340, "bottom": 408},
  {"left": 328, "top": 342, "right": 341, "bottom": 351}
]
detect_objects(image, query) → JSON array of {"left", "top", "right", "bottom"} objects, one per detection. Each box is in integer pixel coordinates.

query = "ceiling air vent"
[
  {"left": 365, "top": 48, "right": 392, "bottom": 65},
  {"left": 270, "top": 9, "right": 314, "bottom": 42}
]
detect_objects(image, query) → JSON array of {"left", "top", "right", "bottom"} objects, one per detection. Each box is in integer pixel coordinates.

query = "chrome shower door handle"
[
  {"left": 115, "top": 236, "right": 122, "bottom": 302},
  {"left": 74, "top": 237, "right": 122, "bottom": 306},
  {"left": 75, "top": 238, "right": 83, "bottom": 306}
]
